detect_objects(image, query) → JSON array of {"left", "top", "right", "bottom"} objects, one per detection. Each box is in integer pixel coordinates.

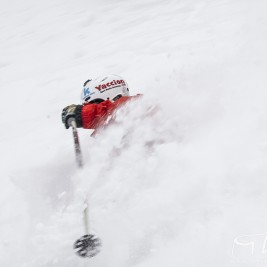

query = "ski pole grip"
[{"left": 68, "top": 118, "right": 77, "bottom": 129}]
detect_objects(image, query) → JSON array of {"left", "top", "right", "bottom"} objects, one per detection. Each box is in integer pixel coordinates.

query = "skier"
[
  {"left": 62, "top": 74, "right": 142, "bottom": 257},
  {"left": 63, "top": 75, "right": 141, "bottom": 257},
  {"left": 61, "top": 74, "right": 140, "bottom": 134}
]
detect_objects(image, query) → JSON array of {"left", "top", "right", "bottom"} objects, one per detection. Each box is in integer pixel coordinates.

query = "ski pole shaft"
[
  {"left": 70, "top": 119, "right": 83, "bottom": 168},
  {"left": 69, "top": 120, "right": 89, "bottom": 233},
  {"left": 83, "top": 198, "right": 89, "bottom": 234}
]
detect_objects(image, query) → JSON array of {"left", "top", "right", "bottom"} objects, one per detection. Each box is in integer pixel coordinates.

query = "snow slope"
[{"left": 1, "top": 0, "right": 267, "bottom": 266}]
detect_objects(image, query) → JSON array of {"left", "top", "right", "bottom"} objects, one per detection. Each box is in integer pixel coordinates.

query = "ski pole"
[{"left": 69, "top": 119, "right": 101, "bottom": 257}]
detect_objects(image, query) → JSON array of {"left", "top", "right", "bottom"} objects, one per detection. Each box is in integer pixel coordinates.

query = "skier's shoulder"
[{"left": 114, "top": 94, "right": 143, "bottom": 106}]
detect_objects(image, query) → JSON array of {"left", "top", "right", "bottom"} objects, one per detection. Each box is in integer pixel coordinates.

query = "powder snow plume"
[{"left": 1, "top": 0, "right": 267, "bottom": 266}]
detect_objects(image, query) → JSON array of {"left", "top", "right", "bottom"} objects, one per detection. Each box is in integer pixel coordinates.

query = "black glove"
[{"left": 61, "top": 104, "right": 83, "bottom": 129}]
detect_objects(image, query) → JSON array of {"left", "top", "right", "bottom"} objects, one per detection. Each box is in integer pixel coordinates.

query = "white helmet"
[{"left": 81, "top": 74, "right": 129, "bottom": 104}]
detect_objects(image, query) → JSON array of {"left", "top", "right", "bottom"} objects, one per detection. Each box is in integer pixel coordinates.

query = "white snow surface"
[{"left": 1, "top": 0, "right": 267, "bottom": 266}]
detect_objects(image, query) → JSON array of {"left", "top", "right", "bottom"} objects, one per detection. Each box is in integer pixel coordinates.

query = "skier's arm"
[
  {"left": 61, "top": 95, "right": 142, "bottom": 130},
  {"left": 61, "top": 101, "right": 111, "bottom": 129}
]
